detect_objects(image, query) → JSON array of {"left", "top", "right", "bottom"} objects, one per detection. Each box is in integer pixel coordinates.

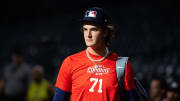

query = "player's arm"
[
  {"left": 52, "top": 88, "right": 70, "bottom": 101},
  {"left": 53, "top": 57, "right": 72, "bottom": 101},
  {"left": 124, "top": 60, "right": 136, "bottom": 101}
]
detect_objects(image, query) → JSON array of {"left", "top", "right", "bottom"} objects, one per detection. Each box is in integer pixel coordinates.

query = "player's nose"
[{"left": 87, "top": 30, "right": 92, "bottom": 38}]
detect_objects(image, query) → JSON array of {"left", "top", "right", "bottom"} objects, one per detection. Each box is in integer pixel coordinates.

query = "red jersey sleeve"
[
  {"left": 55, "top": 57, "right": 72, "bottom": 92},
  {"left": 124, "top": 60, "right": 136, "bottom": 90}
]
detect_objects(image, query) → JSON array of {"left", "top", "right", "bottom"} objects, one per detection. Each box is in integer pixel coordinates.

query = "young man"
[{"left": 53, "top": 7, "right": 136, "bottom": 101}]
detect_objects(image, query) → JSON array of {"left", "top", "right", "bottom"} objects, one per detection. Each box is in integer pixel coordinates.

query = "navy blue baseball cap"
[{"left": 80, "top": 7, "right": 109, "bottom": 26}]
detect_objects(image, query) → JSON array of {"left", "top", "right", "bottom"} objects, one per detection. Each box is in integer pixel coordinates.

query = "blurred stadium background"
[{"left": 0, "top": 0, "right": 179, "bottom": 91}]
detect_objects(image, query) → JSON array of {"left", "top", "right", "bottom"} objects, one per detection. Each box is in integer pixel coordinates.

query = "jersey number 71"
[{"left": 89, "top": 78, "right": 103, "bottom": 93}]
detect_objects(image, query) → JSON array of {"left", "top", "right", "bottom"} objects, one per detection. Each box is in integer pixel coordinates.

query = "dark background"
[{"left": 0, "top": 0, "right": 180, "bottom": 90}]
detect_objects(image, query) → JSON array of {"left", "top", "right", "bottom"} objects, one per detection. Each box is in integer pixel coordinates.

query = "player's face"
[{"left": 82, "top": 22, "right": 107, "bottom": 48}]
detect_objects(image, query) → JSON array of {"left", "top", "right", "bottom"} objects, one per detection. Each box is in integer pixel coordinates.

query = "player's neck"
[{"left": 87, "top": 45, "right": 107, "bottom": 57}]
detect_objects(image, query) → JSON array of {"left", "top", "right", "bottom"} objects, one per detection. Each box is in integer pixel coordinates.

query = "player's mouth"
[{"left": 86, "top": 39, "right": 93, "bottom": 42}]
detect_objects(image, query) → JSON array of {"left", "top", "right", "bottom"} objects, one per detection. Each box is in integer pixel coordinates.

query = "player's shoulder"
[
  {"left": 111, "top": 51, "right": 130, "bottom": 60},
  {"left": 64, "top": 50, "right": 86, "bottom": 62},
  {"left": 108, "top": 51, "right": 119, "bottom": 60},
  {"left": 110, "top": 51, "right": 119, "bottom": 57},
  {"left": 70, "top": 50, "right": 86, "bottom": 57},
  {"left": 109, "top": 51, "right": 131, "bottom": 62}
]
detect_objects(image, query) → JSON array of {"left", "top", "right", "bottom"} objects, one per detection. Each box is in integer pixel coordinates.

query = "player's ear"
[{"left": 103, "top": 29, "right": 108, "bottom": 38}]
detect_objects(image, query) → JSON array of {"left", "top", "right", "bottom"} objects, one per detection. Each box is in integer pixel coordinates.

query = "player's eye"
[
  {"left": 83, "top": 28, "right": 88, "bottom": 31},
  {"left": 91, "top": 28, "right": 98, "bottom": 32}
]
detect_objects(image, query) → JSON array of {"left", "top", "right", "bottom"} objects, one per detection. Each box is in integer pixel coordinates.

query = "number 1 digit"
[{"left": 98, "top": 79, "right": 102, "bottom": 93}]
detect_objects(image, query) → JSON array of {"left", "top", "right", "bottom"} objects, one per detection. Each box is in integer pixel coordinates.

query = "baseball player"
[{"left": 53, "top": 7, "right": 136, "bottom": 101}]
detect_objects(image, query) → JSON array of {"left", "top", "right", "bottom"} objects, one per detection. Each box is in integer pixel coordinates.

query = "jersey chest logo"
[{"left": 87, "top": 65, "right": 110, "bottom": 75}]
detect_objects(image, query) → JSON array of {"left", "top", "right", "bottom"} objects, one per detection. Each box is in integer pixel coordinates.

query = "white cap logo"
[{"left": 85, "top": 11, "right": 97, "bottom": 18}]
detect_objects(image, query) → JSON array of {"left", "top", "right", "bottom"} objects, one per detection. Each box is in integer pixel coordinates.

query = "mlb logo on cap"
[
  {"left": 85, "top": 11, "right": 97, "bottom": 18},
  {"left": 80, "top": 7, "right": 109, "bottom": 26}
]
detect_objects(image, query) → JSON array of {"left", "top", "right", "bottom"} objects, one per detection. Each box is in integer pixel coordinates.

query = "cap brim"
[{"left": 79, "top": 18, "right": 103, "bottom": 25}]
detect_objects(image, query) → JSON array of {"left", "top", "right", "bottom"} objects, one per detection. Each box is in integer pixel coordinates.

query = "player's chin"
[{"left": 85, "top": 42, "right": 95, "bottom": 47}]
